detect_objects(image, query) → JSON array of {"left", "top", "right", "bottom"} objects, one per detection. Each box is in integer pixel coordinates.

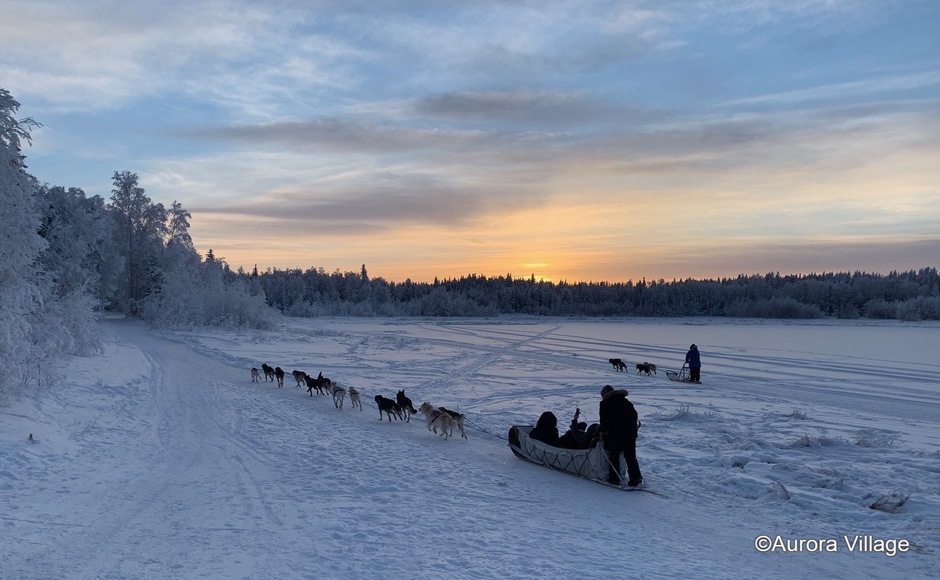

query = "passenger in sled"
[
  {"left": 530, "top": 409, "right": 598, "bottom": 450},
  {"left": 529, "top": 411, "right": 561, "bottom": 446}
]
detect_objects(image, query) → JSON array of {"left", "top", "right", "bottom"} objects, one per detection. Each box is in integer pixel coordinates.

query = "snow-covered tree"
[
  {"left": 140, "top": 248, "right": 277, "bottom": 330},
  {"left": 34, "top": 185, "right": 115, "bottom": 356},
  {"left": 0, "top": 89, "right": 47, "bottom": 387},
  {"left": 108, "top": 171, "right": 167, "bottom": 314}
]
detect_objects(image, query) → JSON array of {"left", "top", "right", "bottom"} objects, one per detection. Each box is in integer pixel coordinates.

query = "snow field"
[{"left": 1, "top": 316, "right": 938, "bottom": 579}]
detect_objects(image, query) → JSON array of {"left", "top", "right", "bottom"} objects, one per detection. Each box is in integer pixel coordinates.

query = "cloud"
[
  {"left": 179, "top": 153, "right": 547, "bottom": 232},
  {"left": 185, "top": 118, "right": 484, "bottom": 153},
  {"left": 721, "top": 71, "right": 940, "bottom": 109},
  {"left": 170, "top": 92, "right": 938, "bottom": 237},
  {"left": 413, "top": 90, "right": 636, "bottom": 126},
  {"left": 198, "top": 184, "right": 539, "bottom": 231},
  {"left": 0, "top": 0, "right": 363, "bottom": 115}
]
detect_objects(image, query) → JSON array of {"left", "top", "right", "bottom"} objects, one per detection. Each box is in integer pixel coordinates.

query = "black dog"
[
  {"left": 375, "top": 395, "right": 404, "bottom": 421},
  {"left": 636, "top": 362, "right": 657, "bottom": 376},
  {"left": 396, "top": 390, "right": 418, "bottom": 422},
  {"left": 274, "top": 366, "right": 285, "bottom": 388},
  {"left": 261, "top": 363, "right": 276, "bottom": 382},
  {"left": 305, "top": 372, "right": 331, "bottom": 397},
  {"left": 609, "top": 358, "right": 627, "bottom": 372}
]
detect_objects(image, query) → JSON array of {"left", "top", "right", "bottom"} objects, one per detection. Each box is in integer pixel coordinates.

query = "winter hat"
[
  {"left": 600, "top": 384, "right": 614, "bottom": 396},
  {"left": 690, "top": 344, "right": 697, "bottom": 349},
  {"left": 537, "top": 411, "right": 557, "bottom": 428}
]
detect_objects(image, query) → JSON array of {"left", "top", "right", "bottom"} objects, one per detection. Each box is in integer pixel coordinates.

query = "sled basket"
[{"left": 665, "top": 365, "right": 689, "bottom": 382}]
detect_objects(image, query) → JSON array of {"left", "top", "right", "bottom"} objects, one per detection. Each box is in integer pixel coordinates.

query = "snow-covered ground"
[{"left": 2, "top": 316, "right": 938, "bottom": 579}]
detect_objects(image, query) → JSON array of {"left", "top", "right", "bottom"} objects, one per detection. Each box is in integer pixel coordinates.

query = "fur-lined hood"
[{"left": 601, "top": 388, "right": 628, "bottom": 402}]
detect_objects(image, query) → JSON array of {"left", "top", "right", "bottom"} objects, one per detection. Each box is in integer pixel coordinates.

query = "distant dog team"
[{"left": 609, "top": 358, "right": 657, "bottom": 376}]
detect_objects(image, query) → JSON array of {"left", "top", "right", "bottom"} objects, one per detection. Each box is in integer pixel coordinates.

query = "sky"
[{"left": 3, "top": 0, "right": 939, "bottom": 283}]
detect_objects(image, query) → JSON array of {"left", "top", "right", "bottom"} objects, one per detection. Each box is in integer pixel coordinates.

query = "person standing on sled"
[
  {"left": 598, "top": 385, "right": 643, "bottom": 487},
  {"left": 685, "top": 344, "right": 701, "bottom": 383}
]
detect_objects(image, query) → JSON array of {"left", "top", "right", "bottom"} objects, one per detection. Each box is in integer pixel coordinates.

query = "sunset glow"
[{"left": 5, "top": 1, "right": 937, "bottom": 282}]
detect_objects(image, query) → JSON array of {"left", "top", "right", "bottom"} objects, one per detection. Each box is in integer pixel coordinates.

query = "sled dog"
[
  {"left": 609, "top": 358, "right": 627, "bottom": 372},
  {"left": 348, "top": 386, "right": 362, "bottom": 410},
  {"left": 419, "top": 402, "right": 442, "bottom": 432},
  {"left": 274, "top": 367, "right": 285, "bottom": 388},
  {"left": 305, "top": 372, "right": 331, "bottom": 396},
  {"left": 330, "top": 384, "right": 346, "bottom": 409},
  {"left": 432, "top": 410, "right": 458, "bottom": 440},
  {"left": 375, "top": 395, "right": 404, "bottom": 421},
  {"left": 261, "top": 363, "right": 276, "bottom": 382},
  {"left": 250, "top": 367, "right": 261, "bottom": 383},
  {"left": 396, "top": 390, "right": 418, "bottom": 422},
  {"left": 419, "top": 402, "right": 468, "bottom": 440},
  {"left": 438, "top": 406, "right": 468, "bottom": 440},
  {"left": 292, "top": 370, "right": 307, "bottom": 387},
  {"left": 636, "top": 362, "right": 657, "bottom": 376}
]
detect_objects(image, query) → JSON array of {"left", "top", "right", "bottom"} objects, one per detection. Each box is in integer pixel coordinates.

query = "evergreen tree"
[{"left": 108, "top": 171, "right": 167, "bottom": 314}]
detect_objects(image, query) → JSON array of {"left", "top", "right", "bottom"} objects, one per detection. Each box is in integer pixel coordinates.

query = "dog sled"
[
  {"left": 508, "top": 425, "right": 666, "bottom": 496},
  {"left": 508, "top": 425, "right": 630, "bottom": 490},
  {"left": 664, "top": 364, "right": 700, "bottom": 384}
]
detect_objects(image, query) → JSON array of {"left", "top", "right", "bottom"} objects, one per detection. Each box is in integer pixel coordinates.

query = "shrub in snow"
[
  {"left": 769, "top": 480, "right": 791, "bottom": 501},
  {"left": 868, "top": 493, "right": 909, "bottom": 513},
  {"left": 787, "top": 434, "right": 848, "bottom": 448},
  {"left": 854, "top": 429, "right": 900, "bottom": 448}
]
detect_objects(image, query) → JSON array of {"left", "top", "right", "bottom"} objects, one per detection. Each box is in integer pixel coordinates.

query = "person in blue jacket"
[{"left": 685, "top": 344, "right": 701, "bottom": 383}]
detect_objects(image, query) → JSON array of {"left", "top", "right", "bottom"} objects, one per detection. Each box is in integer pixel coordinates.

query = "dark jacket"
[
  {"left": 685, "top": 346, "right": 701, "bottom": 368},
  {"left": 558, "top": 420, "right": 591, "bottom": 449},
  {"left": 529, "top": 411, "right": 560, "bottom": 446},
  {"left": 598, "top": 389, "right": 639, "bottom": 443}
]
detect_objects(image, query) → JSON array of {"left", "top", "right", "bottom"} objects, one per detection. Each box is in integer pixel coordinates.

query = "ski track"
[{"left": 3, "top": 317, "right": 938, "bottom": 579}]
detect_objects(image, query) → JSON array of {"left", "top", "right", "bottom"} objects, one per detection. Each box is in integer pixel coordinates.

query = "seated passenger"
[
  {"left": 558, "top": 420, "right": 591, "bottom": 449},
  {"left": 529, "top": 411, "right": 560, "bottom": 446},
  {"left": 585, "top": 423, "right": 601, "bottom": 446}
]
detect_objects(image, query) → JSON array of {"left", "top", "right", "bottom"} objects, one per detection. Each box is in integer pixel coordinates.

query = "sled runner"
[
  {"left": 507, "top": 425, "right": 663, "bottom": 495},
  {"left": 665, "top": 364, "right": 700, "bottom": 384}
]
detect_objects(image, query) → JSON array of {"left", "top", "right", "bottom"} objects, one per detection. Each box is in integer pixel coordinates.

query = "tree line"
[{"left": 249, "top": 266, "right": 940, "bottom": 320}]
